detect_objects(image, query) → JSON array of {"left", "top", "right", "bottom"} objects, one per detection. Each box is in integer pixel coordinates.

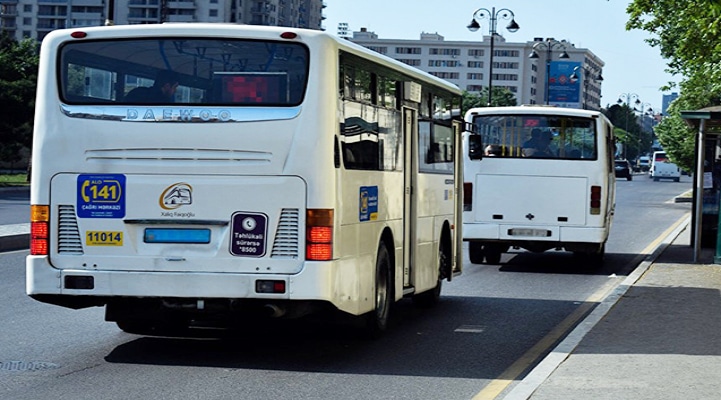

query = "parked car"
[{"left": 615, "top": 159, "right": 632, "bottom": 181}]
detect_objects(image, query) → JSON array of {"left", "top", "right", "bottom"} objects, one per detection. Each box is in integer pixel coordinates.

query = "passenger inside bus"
[
  {"left": 522, "top": 128, "right": 555, "bottom": 158},
  {"left": 484, "top": 144, "right": 502, "bottom": 156},
  {"left": 124, "top": 70, "right": 179, "bottom": 104}
]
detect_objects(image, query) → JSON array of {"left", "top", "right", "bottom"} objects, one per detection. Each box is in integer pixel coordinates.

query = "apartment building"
[
  {"left": 349, "top": 28, "right": 605, "bottom": 110},
  {"left": 0, "top": 0, "right": 326, "bottom": 41}
]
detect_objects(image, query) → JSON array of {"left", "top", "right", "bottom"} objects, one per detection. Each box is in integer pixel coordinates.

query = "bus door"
[
  {"left": 402, "top": 107, "right": 417, "bottom": 289},
  {"left": 452, "top": 118, "right": 463, "bottom": 277}
]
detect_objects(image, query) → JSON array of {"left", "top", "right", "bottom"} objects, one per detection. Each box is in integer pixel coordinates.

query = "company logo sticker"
[{"left": 159, "top": 183, "right": 193, "bottom": 210}]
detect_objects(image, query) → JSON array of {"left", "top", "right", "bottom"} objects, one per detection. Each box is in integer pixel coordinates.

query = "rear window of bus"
[{"left": 58, "top": 38, "right": 310, "bottom": 106}]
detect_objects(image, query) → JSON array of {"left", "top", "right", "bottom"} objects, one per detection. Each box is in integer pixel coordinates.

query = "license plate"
[
  {"left": 86, "top": 231, "right": 123, "bottom": 246},
  {"left": 508, "top": 228, "right": 550, "bottom": 237},
  {"left": 144, "top": 228, "right": 211, "bottom": 244}
]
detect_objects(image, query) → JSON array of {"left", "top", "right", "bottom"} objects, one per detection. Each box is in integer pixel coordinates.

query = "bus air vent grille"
[
  {"left": 271, "top": 208, "right": 299, "bottom": 258},
  {"left": 57, "top": 205, "right": 84, "bottom": 255}
]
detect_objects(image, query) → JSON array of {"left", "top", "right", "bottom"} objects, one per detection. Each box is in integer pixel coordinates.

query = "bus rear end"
[
  {"left": 27, "top": 25, "right": 346, "bottom": 332},
  {"left": 462, "top": 107, "right": 616, "bottom": 266}
]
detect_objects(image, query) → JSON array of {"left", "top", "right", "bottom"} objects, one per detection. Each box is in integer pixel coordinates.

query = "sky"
[{"left": 323, "top": 0, "right": 677, "bottom": 112}]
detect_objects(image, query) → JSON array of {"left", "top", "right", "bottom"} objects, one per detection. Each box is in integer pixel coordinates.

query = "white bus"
[
  {"left": 27, "top": 24, "right": 464, "bottom": 337},
  {"left": 463, "top": 106, "right": 616, "bottom": 266},
  {"left": 650, "top": 151, "right": 681, "bottom": 182}
]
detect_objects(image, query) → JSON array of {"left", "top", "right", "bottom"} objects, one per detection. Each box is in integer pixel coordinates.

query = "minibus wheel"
[{"left": 365, "top": 243, "right": 393, "bottom": 338}]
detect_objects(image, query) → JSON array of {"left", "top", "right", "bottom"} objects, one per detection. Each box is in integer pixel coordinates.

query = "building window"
[
  {"left": 429, "top": 48, "right": 460, "bottom": 56},
  {"left": 428, "top": 60, "right": 460, "bottom": 67},
  {"left": 491, "top": 73, "right": 518, "bottom": 81},
  {"left": 429, "top": 72, "right": 459, "bottom": 80},
  {"left": 494, "top": 50, "right": 520, "bottom": 57},
  {"left": 468, "top": 49, "right": 484, "bottom": 57},
  {"left": 467, "top": 61, "right": 484, "bottom": 68},
  {"left": 467, "top": 73, "right": 483, "bottom": 80},
  {"left": 209, "top": 9, "right": 218, "bottom": 17},
  {"left": 395, "top": 47, "right": 421, "bottom": 54},
  {"left": 397, "top": 59, "right": 421, "bottom": 66},
  {"left": 368, "top": 46, "right": 387, "bottom": 55},
  {"left": 493, "top": 62, "right": 519, "bottom": 69}
]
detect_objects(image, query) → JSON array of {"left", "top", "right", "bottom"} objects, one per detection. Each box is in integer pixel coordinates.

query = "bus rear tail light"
[
  {"left": 463, "top": 182, "right": 473, "bottom": 211},
  {"left": 590, "top": 186, "right": 602, "bottom": 215},
  {"left": 306, "top": 209, "right": 333, "bottom": 261},
  {"left": 30, "top": 205, "right": 50, "bottom": 255}
]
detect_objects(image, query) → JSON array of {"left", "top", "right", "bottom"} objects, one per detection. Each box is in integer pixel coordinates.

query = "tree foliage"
[
  {"left": 0, "top": 32, "right": 38, "bottom": 162},
  {"left": 626, "top": 1, "right": 721, "bottom": 170},
  {"left": 462, "top": 87, "right": 517, "bottom": 111},
  {"left": 603, "top": 104, "right": 653, "bottom": 161}
]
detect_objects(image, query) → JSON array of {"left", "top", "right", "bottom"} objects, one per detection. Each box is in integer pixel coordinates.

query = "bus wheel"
[
  {"left": 413, "top": 236, "right": 449, "bottom": 308},
  {"left": 484, "top": 245, "right": 503, "bottom": 265},
  {"left": 469, "top": 242, "right": 485, "bottom": 264},
  {"left": 365, "top": 244, "right": 393, "bottom": 338}
]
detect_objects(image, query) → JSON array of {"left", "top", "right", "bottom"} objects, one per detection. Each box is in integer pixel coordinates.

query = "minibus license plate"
[{"left": 508, "top": 228, "right": 550, "bottom": 237}]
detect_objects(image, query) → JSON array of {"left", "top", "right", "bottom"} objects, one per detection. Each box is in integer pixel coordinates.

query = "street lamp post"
[
  {"left": 529, "top": 39, "right": 570, "bottom": 105},
  {"left": 618, "top": 93, "right": 641, "bottom": 160},
  {"left": 467, "top": 7, "right": 519, "bottom": 106},
  {"left": 569, "top": 66, "right": 603, "bottom": 109},
  {"left": 635, "top": 101, "right": 655, "bottom": 156}
]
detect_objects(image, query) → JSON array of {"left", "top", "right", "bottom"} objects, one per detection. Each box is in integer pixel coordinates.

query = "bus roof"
[{"left": 44, "top": 23, "right": 461, "bottom": 96}]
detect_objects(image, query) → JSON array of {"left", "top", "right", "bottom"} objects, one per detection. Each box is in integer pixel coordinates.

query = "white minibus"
[
  {"left": 27, "top": 24, "right": 464, "bottom": 337},
  {"left": 650, "top": 151, "right": 681, "bottom": 181},
  {"left": 463, "top": 106, "right": 616, "bottom": 266}
]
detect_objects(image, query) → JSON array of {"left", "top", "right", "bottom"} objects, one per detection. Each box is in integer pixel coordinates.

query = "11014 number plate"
[{"left": 86, "top": 231, "right": 123, "bottom": 246}]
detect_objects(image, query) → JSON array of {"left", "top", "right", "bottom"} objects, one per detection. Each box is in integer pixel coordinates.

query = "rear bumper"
[
  {"left": 26, "top": 256, "right": 364, "bottom": 315},
  {"left": 463, "top": 223, "right": 608, "bottom": 244}
]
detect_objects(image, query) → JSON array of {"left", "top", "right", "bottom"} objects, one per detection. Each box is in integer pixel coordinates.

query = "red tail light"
[
  {"left": 463, "top": 182, "right": 473, "bottom": 211},
  {"left": 306, "top": 209, "right": 333, "bottom": 261},
  {"left": 30, "top": 205, "right": 50, "bottom": 255},
  {"left": 590, "top": 186, "right": 602, "bottom": 215}
]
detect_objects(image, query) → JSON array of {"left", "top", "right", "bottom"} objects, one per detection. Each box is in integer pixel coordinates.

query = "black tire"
[
  {"left": 574, "top": 243, "right": 605, "bottom": 269},
  {"left": 469, "top": 242, "right": 485, "bottom": 264},
  {"left": 483, "top": 244, "right": 503, "bottom": 264},
  {"left": 627, "top": 174, "right": 632, "bottom": 181},
  {"left": 413, "top": 236, "right": 449, "bottom": 308},
  {"left": 365, "top": 244, "right": 393, "bottom": 338}
]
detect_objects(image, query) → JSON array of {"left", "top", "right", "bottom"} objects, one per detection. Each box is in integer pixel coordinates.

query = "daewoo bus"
[
  {"left": 27, "top": 24, "right": 463, "bottom": 337},
  {"left": 463, "top": 106, "right": 615, "bottom": 266}
]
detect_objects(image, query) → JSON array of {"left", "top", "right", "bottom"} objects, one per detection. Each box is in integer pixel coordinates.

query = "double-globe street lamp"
[
  {"left": 467, "top": 7, "right": 519, "bottom": 106},
  {"left": 617, "top": 92, "right": 642, "bottom": 159},
  {"left": 529, "top": 39, "right": 569, "bottom": 105},
  {"left": 569, "top": 65, "right": 603, "bottom": 109}
]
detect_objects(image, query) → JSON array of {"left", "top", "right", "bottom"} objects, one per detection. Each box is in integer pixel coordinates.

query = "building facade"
[
  {"left": 349, "top": 28, "right": 605, "bottom": 110},
  {"left": 0, "top": 0, "right": 326, "bottom": 41}
]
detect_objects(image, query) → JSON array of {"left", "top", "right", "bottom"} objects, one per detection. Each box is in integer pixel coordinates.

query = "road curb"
[{"left": 0, "top": 233, "right": 29, "bottom": 252}]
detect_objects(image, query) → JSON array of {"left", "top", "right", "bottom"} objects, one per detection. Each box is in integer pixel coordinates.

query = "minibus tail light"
[
  {"left": 30, "top": 205, "right": 50, "bottom": 255},
  {"left": 590, "top": 186, "right": 602, "bottom": 215},
  {"left": 463, "top": 182, "right": 473, "bottom": 211},
  {"left": 306, "top": 209, "right": 333, "bottom": 261}
]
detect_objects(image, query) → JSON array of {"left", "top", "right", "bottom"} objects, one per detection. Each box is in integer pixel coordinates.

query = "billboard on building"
[{"left": 548, "top": 61, "right": 581, "bottom": 108}]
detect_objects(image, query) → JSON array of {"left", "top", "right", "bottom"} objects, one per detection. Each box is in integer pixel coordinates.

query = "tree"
[
  {"left": 462, "top": 87, "right": 517, "bottom": 111},
  {"left": 0, "top": 32, "right": 38, "bottom": 166},
  {"left": 603, "top": 104, "right": 649, "bottom": 161},
  {"left": 626, "top": 1, "right": 721, "bottom": 170}
]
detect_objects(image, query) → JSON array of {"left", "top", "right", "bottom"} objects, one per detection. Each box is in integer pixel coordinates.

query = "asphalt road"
[{"left": 0, "top": 173, "right": 693, "bottom": 400}]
